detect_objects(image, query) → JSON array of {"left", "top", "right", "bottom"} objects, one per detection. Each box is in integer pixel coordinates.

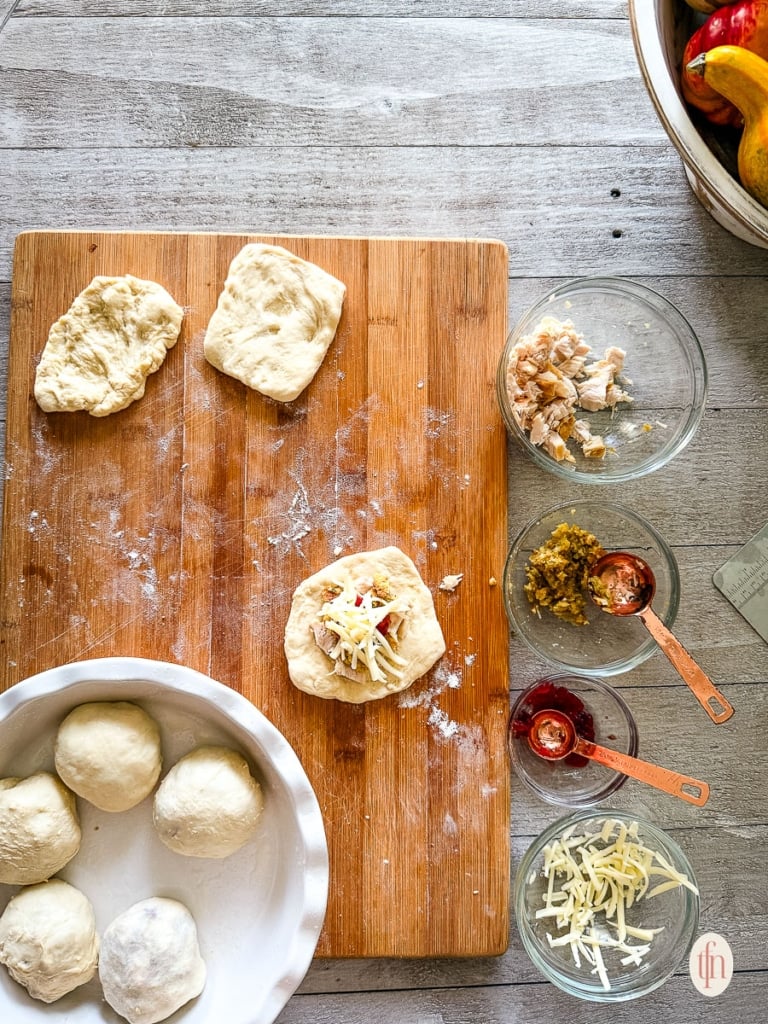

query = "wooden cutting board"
[{"left": 0, "top": 230, "right": 510, "bottom": 957}]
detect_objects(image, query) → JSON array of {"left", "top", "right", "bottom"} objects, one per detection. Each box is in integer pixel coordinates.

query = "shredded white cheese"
[
  {"left": 534, "top": 818, "right": 698, "bottom": 991},
  {"left": 319, "top": 581, "right": 407, "bottom": 684}
]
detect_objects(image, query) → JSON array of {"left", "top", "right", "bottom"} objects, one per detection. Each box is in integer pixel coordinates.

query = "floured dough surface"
[
  {"left": 0, "top": 771, "right": 81, "bottom": 885},
  {"left": 99, "top": 897, "right": 206, "bottom": 1024},
  {"left": 34, "top": 274, "right": 183, "bottom": 416},
  {"left": 153, "top": 745, "right": 264, "bottom": 859},
  {"left": 203, "top": 243, "right": 346, "bottom": 402},
  {"left": 0, "top": 879, "right": 99, "bottom": 1003},
  {"left": 55, "top": 700, "right": 162, "bottom": 812},
  {"left": 284, "top": 546, "right": 446, "bottom": 703}
]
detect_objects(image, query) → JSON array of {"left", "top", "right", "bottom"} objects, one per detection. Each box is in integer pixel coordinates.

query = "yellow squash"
[{"left": 687, "top": 44, "right": 768, "bottom": 207}]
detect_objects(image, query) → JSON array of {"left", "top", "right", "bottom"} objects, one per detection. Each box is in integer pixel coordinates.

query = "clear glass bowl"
[
  {"left": 508, "top": 674, "right": 638, "bottom": 807},
  {"left": 496, "top": 277, "right": 707, "bottom": 483},
  {"left": 504, "top": 500, "right": 680, "bottom": 676},
  {"left": 515, "top": 810, "right": 700, "bottom": 1001}
]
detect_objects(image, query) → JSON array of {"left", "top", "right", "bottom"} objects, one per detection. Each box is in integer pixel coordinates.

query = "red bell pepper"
[{"left": 682, "top": 1, "right": 768, "bottom": 126}]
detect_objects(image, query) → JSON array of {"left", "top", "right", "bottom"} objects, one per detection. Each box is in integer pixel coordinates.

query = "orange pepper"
[{"left": 681, "top": 0, "right": 768, "bottom": 126}]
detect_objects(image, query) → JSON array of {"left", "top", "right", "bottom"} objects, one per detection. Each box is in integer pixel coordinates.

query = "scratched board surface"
[{"left": 0, "top": 230, "right": 510, "bottom": 957}]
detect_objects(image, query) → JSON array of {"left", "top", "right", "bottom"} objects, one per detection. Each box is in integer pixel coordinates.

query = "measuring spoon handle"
[
  {"left": 639, "top": 605, "right": 734, "bottom": 724},
  {"left": 574, "top": 738, "right": 710, "bottom": 807}
]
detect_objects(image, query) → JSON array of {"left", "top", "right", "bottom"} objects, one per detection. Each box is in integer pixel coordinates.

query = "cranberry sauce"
[{"left": 511, "top": 680, "right": 596, "bottom": 768}]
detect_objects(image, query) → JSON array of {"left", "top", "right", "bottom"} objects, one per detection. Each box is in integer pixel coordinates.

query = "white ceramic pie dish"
[{"left": 0, "top": 657, "right": 328, "bottom": 1024}]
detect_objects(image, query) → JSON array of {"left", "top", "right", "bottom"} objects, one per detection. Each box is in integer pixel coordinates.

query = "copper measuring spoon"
[
  {"left": 588, "top": 551, "right": 734, "bottom": 725},
  {"left": 527, "top": 708, "right": 710, "bottom": 806}
]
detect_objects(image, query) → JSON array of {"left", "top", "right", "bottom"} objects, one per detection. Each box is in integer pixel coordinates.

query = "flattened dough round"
[
  {"left": 55, "top": 700, "right": 162, "bottom": 812},
  {"left": 0, "top": 771, "right": 81, "bottom": 885},
  {"left": 284, "top": 546, "right": 446, "bottom": 703},
  {"left": 99, "top": 897, "right": 206, "bottom": 1024},
  {"left": 0, "top": 879, "right": 99, "bottom": 1003},
  {"left": 153, "top": 745, "right": 264, "bottom": 859},
  {"left": 203, "top": 243, "right": 346, "bottom": 402},
  {"left": 34, "top": 274, "right": 184, "bottom": 416}
]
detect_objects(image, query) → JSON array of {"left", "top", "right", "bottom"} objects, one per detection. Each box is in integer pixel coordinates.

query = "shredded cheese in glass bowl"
[{"left": 514, "top": 811, "right": 700, "bottom": 1001}]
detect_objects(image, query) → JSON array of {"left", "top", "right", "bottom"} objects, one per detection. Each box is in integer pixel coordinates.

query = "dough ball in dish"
[
  {"left": 34, "top": 274, "right": 184, "bottom": 417},
  {"left": 99, "top": 897, "right": 206, "bottom": 1024},
  {"left": 203, "top": 242, "right": 346, "bottom": 402},
  {"left": 153, "top": 745, "right": 264, "bottom": 859},
  {"left": 0, "top": 879, "right": 99, "bottom": 1003},
  {"left": 54, "top": 700, "right": 162, "bottom": 812},
  {"left": 284, "top": 545, "right": 446, "bottom": 703},
  {"left": 0, "top": 772, "right": 81, "bottom": 885}
]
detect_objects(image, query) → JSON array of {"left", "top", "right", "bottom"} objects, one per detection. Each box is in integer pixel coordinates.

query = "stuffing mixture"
[
  {"left": 505, "top": 316, "right": 633, "bottom": 463},
  {"left": 524, "top": 522, "right": 606, "bottom": 626}
]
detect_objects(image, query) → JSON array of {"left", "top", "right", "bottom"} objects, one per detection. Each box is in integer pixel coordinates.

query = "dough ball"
[
  {"left": 55, "top": 700, "right": 162, "bottom": 812},
  {"left": 153, "top": 746, "right": 264, "bottom": 859},
  {"left": 0, "top": 879, "right": 99, "bottom": 1003},
  {"left": 34, "top": 273, "right": 184, "bottom": 417},
  {"left": 284, "top": 545, "right": 446, "bottom": 703},
  {"left": 99, "top": 897, "right": 206, "bottom": 1024},
  {"left": 203, "top": 243, "right": 346, "bottom": 402},
  {"left": 0, "top": 772, "right": 81, "bottom": 885}
]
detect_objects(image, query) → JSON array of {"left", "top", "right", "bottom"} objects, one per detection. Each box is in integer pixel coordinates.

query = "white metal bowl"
[
  {"left": 630, "top": 0, "right": 768, "bottom": 248},
  {"left": 0, "top": 657, "right": 328, "bottom": 1024}
]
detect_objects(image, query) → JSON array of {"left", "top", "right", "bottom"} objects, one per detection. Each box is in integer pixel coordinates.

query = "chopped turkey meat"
[
  {"left": 504, "top": 317, "right": 633, "bottom": 462},
  {"left": 311, "top": 621, "right": 370, "bottom": 682},
  {"left": 577, "top": 347, "right": 632, "bottom": 412},
  {"left": 581, "top": 434, "right": 607, "bottom": 459},
  {"left": 571, "top": 419, "right": 591, "bottom": 444}
]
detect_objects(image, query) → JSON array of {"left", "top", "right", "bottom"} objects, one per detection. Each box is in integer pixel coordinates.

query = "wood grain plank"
[
  {"left": 0, "top": 1, "right": 17, "bottom": 31},
  {"left": 3, "top": 146, "right": 768, "bottom": 278},
  {"left": 279, "top": 966, "right": 767, "bottom": 1022},
  {"left": 0, "top": 17, "right": 660, "bottom": 148},
  {"left": 14, "top": 3, "right": 631, "bottom": 19},
  {"left": 0, "top": 229, "right": 511, "bottom": 959},
  {"left": 505, "top": 412, "right": 768, "bottom": 550}
]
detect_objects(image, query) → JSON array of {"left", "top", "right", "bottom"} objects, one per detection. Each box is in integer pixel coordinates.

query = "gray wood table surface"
[{"left": 1, "top": 1, "right": 767, "bottom": 1022}]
